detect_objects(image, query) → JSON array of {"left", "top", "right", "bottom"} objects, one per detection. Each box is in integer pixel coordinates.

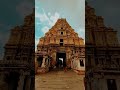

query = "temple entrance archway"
[{"left": 56, "top": 52, "right": 66, "bottom": 69}]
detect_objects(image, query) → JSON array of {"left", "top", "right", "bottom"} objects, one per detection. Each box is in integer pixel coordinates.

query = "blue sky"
[
  {"left": 35, "top": 0, "right": 85, "bottom": 48},
  {"left": 0, "top": 0, "right": 85, "bottom": 59}
]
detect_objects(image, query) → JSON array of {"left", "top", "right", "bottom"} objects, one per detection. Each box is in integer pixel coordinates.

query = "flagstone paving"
[{"left": 35, "top": 70, "right": 85, "bottom": 90}]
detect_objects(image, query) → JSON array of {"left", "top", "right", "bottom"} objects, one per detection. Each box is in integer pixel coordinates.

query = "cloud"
[
  {"left": 35, "top": 9, "right": 60, "bottom": 48},
  {"left": 35, "top": 0, "right": 85, "bottom": 29},
  {"left": 76, "top": 27, "right": 85, "bottom": 39},
  {"left": 35, "top": 0, "right": 85, "bottom": 48},
  {"left": 35, "top": 8, "right": 60, "bottom": 34},
  {"left": 36, "top": 9, "right": 49, "bottom": 22},
  {"left": 35, "top": 38, "right": 39, "bottom": 51},
  {"left": 36, "top": 9, "right": 60, "bottom": 27},
  {"left": 49, "top": 12, "right": 60, "bottom": 26},
  {"left": 41, "top": 26, "right": 49, "bottom": 34}
]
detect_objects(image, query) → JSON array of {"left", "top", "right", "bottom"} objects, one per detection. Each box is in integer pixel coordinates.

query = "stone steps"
[{"left": 35, "top": 70, "right": 85, "bottom": 90}]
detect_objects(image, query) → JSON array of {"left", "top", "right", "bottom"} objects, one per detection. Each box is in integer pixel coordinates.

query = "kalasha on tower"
[{"left": 35, "top": 18, "right": 85, "bottom": 74}]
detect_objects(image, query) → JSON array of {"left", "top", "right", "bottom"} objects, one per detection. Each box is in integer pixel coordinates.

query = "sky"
[
  {"left": 0, "top": 0, "right": 85, "bottom": 59},
  {"left": 0, "top": 0, "right": 119, "bottom": 59},
  {"left": 0, "top": 0, "right": 34, "bottom": 59},
  {"left": 87, "top": 0, "right": 120, "bottom": 42},
  {"left": 35, "top": 0, "right": 85, "bottom": 48}
]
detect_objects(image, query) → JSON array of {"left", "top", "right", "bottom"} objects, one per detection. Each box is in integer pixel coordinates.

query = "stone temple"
[
  {"left": 0, "top": 10, "right": 34, "bottom": 90},
  {"left": 85, "top": 2, "right": 120, "bottom": 90},
  {"left": 35, "top": 18, "right": 85, "bottom": 74}
]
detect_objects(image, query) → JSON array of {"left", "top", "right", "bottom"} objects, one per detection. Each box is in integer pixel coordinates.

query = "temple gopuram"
[
  {"left": 85, "top": 2, "right": 120, "bottom": 90},
  {"left": 0, "top": 10, "right": 34, "bottom": 90},
  {"left": 35, "top": 19, "right": 85, "bottom": 74}
]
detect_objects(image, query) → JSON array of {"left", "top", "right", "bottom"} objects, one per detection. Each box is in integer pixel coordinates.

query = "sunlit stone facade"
[{"left": 35, "top": 18, "right": 85, "bottom": 74}]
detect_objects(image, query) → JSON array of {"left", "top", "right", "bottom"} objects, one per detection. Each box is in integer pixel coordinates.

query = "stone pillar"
[
  {"left": 66, "top": 52, "right": 68, "bottom": 62},
  {"left": 53, "top": 52, "right": 56, "bottom": 63},
  {"left": 0, "top": 73, "right": 5, "bottom": 82},
  {"left": 17, "top": 75, "right": 25, "bottom": 90},
  {"left": 73, "top": 57, "right": 77, "bottom": 70},
  {"left": 66, "top": 52, "right": 70, "bottom": 65},
  {"left": 0, "top": 73, "right": 8, "bottom": 90},
  {"left": 99, "top": 78, "right": 108, "bottom": 90},
  {"left": 41, "top": 56, "right": 46, "bottom": 67},
  {"left": 116, "top": 78, "right": 120, "bottom": 90},
  {"left": 92, "top": 79, "right": 100, "bottom": 90},
  {"left": 25, "top": 76, "right": 31, "bottom": 90},
  {"left": 71, "top": 57, "right": 74, "bottom": 69},
  {"left": 45, "top": 57, "right": 48, "bottom": 66},
  {"left": 86, "top": 81, "right": 90, "bottom": 90}
]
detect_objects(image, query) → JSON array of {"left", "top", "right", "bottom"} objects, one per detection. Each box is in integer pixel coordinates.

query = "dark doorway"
[
  {"left": 56, "top": 52, "right": 66, "bottom": 69},
  {"left": 37, "top": 56, "right": 43, "bottom": 67},
  {"left": 6, "top": 72, "right": 20, "bottom": 90},
  {"left": 80, "top": 59, "right": 84, "bottom": 67},
  {"left": 107, "top": 79, "right": 117, "bottom": 90}
]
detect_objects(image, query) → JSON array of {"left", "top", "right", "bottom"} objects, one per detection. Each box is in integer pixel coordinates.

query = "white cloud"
[
  {"left": 36, "top": 9, "right": 49, "bottom": 22},
  {"left": 36, "top": 9, "right": 60, "bottom": 34},
  {"left": 36, "top": 9, "right": 60, "bottom": 27},
  {"left": 41, "top": 26, "right": 49, "bottom": 34},
  {"left": 35, "top": 38, "right": 39, "bottom": 51},
  {"left": 49, "top": 12, "right": 60, "bottom": 26},
  {"left": 35, "top": 38, "right": 39, "bottom": 45},
  {"left": 48, "top": 12, "right": 51, "bottom": 16},
  {"left": 76, "top": 27, "right": 85, "bottom": 39},
  {"left": 35, "top": 10, "right": 60, "bottom": 48},
  {"left": 36, "top": 22, "right": 41, "bottom": 25}
]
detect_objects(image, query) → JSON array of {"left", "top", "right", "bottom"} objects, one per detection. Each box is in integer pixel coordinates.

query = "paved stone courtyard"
[{"left": 35, "top": 70, "right": 85, "bottom": 90}]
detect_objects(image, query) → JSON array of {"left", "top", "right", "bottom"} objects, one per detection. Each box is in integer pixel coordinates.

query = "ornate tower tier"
[{"left": 36, "top": 18, "right": 85, "bottom": 74}]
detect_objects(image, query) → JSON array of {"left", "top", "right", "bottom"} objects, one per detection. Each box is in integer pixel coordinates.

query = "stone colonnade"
[{"left": 35, "top": 55, "right": 50, "bottom": 73}]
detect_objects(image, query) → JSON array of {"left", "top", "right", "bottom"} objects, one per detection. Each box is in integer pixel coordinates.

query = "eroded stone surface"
[{"left": 35, "top": 70, "right": 85, "bottom": 90}]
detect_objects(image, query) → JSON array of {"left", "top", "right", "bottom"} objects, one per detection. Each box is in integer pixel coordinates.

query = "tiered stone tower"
[
  {"left": 0, "top": 10, "right": 34, "bottom": 90},
  {"left": 85, "top": 2, "right": 120, "bottom": 90},
  {"left": 35, "top": 18, "right": 85, "bottom": 74}
]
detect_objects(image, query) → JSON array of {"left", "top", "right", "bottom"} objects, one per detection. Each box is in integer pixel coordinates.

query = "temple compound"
[
  {"left": 85, "top": 2, "right": 120, "bottom": 90},
  {"left": 35, "top": 19, "right": 85, "bottom": 74},
  {"left": 0, "top": 10, "right": 34, "bottom": 89}
]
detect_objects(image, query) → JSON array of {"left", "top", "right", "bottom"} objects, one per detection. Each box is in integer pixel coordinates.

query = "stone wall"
[
  {"left": 85, "top": 2, "right": 120, "bottom": 90},
  {"left": 36, "top": 18, "right": 85, "bottom": 74}
]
